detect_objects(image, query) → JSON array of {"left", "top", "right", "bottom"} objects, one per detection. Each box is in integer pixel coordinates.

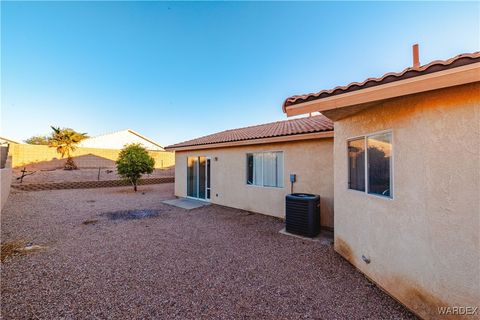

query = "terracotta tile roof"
[
  {"left": 283, "top": 51, "right": 480, "bottom": 111},
  {"left": 166, "top": 115, "right": 333, "bottom": 149}
]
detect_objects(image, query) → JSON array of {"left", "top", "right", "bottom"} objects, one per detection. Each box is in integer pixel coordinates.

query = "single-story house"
[
  {"left": 165, "top": 116, "right": 335, "bottom": 229},
  {"left": 282, "top": 48, "right": 479, "bottom": 319},
  {"left": 78, "top": 129, "right": 164, "bottom": 151},
  {"left": 166, "top": 47, "right": 479, "bottom": 319}
]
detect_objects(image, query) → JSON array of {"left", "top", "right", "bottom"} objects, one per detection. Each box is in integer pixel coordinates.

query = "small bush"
[{"left": 116, "top": 144, "right": 155, "bottom": 192}]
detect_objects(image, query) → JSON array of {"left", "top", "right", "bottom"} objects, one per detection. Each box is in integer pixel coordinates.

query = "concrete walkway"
[{"left": 162, "top": 197, "right": 210, "bottom": 210}]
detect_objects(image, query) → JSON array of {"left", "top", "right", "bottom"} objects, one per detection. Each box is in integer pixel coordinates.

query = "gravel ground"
[
  {"left": 12, "top": 167, "right": 174, "bottom": 184},
  {"left": 1, "top": 184, "right": 417, "bottom": 319}
]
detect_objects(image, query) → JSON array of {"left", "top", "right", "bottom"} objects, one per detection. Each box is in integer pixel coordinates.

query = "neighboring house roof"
[
  {"left": 125, "top": 130, "right": 164, "bottom": 149},
  {"left": 78, "top": 129, "right": 164, "bottom": 151},
  {"left": 166, "top": 115, "right": 333, "bottom": 151},
  {"left": 0, "top": 136, "right": 21, "bottom": 145},
  {"left": 282, "top": 51, "right": 480, "bottom": 119}
]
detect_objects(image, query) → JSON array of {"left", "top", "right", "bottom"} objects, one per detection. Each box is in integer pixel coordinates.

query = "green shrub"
[
  {"left": 24, "top": 135, "right": 50, "bottom": 145},
  {"left": 116, "top": 144, "right": 155, "bottom": 192}
]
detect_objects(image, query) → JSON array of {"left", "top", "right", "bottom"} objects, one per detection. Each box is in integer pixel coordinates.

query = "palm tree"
[{"left": 48, "top": 126, "right": 88, "bottom": 170}]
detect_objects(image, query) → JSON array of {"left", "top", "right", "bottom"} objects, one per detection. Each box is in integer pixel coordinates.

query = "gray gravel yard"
[{"left": 1, "top": 184, "right": 416, "bottom": 319}]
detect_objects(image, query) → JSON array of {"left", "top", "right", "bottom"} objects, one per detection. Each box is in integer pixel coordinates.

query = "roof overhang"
[
  {"left": 166, "top": 131, "right": 333, "bottom": 152},
  {"left": 284, "top": 63, "right": 480, "bottom": 120}
]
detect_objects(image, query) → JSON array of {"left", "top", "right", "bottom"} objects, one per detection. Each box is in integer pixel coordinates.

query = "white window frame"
[
  {"left": 346, "top": 129, "right": 394, "bottom": 200},
  {"left": 246, "top": 151, "right": 284, "bottom": 188}
]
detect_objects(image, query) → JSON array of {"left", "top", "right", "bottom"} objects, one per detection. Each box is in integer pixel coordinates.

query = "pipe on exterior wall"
[{"left": 289, "top": 173, "right": 296, "bottom": 194}]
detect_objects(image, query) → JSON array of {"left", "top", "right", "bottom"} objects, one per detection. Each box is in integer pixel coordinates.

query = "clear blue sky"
[{"left": 2, "top": 1, "right": 479, "bottom": 146}]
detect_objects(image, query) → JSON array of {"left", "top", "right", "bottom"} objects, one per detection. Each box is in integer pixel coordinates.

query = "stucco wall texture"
[
  {"left": 174, "top": 138, "right": 334, "bottom": 228},
  {"left": 10, "top": 144, "right": 175, "bottom": 170},
  {"left": 333, "top": 83, "right": 480, "bottom": 319},
  {"left": 0, "top": 156, "right": 12, "bottom": 212}
]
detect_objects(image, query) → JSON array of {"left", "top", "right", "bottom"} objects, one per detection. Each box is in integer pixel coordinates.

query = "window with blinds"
[{"left": 246, "top": 151, "right": 284, "bottom": 188}]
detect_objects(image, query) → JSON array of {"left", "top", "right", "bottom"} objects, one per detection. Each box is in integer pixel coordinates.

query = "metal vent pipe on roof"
[{"left": 413, "top": 44, "right": 420, "bottom": 68}]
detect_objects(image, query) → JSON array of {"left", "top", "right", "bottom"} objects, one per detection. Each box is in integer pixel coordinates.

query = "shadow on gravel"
[{"left": 100, "top": 209, "right": 164, "bottom": 221}]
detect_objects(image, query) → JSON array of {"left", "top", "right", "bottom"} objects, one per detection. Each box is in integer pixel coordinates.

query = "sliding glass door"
[
  {"left": 187, "top": 156, "right": 211, "bottom": 200},
  {"left": 187, "top": 157, "right": 198, "bottom": 198}
]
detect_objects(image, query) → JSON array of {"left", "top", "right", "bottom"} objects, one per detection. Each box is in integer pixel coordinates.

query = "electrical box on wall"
[{"left": 290, "top": 174, "right": 296, "bottom": 183}]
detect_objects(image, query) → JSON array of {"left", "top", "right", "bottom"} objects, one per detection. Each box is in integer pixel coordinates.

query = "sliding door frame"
[{"left": 186, "top": 156, "right": 211, "bottom": 202}]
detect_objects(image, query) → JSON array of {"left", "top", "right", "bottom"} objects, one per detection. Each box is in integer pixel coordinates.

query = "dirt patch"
[
  {"left": 110, "top": 187, "right": 154, "bottom": 194},
  {"left": 334, "top": 237, "right": 354, "bottom": 263},
  {"left": 383, "top": 276, "right": 458, "bottom": 320},
  {"left": 82, "top": 219, "right": 99, "bottom": 225},
  {"left": 407, "top": 285, "right": 448, "bottom": 319},
  {"left": 1, "top": 241, "right": 46, "bottom": 262},
  {"left": 101, "top": 209, "right": 164, "bottom": 221}
]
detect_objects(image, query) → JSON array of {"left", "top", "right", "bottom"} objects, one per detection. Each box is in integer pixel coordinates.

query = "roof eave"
[
  {"left": 165, "top": 130, "right": 333, "bottom": 152},
  {"left": 284, "top": 63, "right": 480, "bottom": 119}
]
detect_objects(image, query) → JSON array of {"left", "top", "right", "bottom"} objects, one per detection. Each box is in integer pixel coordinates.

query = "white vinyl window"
[
  {"left": 347, "top": 131, "right": 393, "bottom": 198},
  {"left": 246, "top": 151, "right": 283, "bottom": 188}
]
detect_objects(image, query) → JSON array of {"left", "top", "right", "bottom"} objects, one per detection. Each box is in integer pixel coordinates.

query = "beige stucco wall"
[
  {"left": 333, "top": 83, "right": 480, "bottom": 319},
  {"left": 174, "top": 138, "right": 334, "bottom": 228},
  {"left": 1, "top": 156, "right": 12, "bottom": 213},
  {"left": 10, "top": 144, "right": 175, "bottom": 170}
]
